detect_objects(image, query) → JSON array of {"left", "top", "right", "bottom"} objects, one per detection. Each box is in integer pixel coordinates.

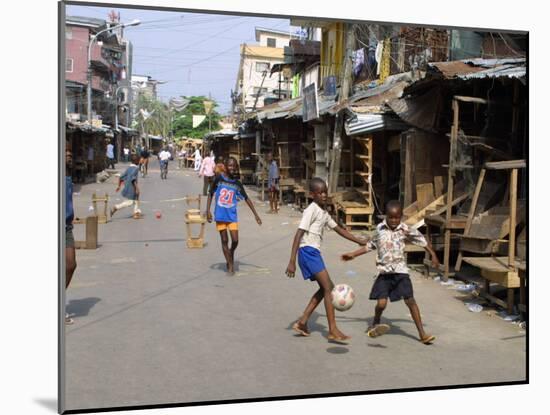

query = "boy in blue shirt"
[
  {"left": 111, "top": 154, "right": 142, "bottom": 218},
  {"left": 206, "top": 157, "right": 262, "bottom": 275}
]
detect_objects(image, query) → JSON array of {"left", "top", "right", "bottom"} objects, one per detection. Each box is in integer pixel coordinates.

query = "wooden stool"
[
  {"left": 185, "top": 195, "right": 206, "bottom": 248},
  {"left": 92, "top": 192, "right": 109, "bottom": 224},
  {"left": 74, "top": 216, "right": 98, "bottom": 249}
]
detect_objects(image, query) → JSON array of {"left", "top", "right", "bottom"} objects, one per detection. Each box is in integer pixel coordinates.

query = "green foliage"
[
  {"left": 136, "top": 94, "right": 171, "bottom": 138},
  {"left": 171, "top": 96, "right": 222, "bottom": 139}
]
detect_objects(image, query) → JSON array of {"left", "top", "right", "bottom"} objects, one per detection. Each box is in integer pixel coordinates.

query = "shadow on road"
[
  {"left": 67, "top": 297, "right": 101, "bottom": 317},
  {"left": 34, "top": 398, "right": 57, "bottom": 412},
  {"left": 326, "top": 346, "right": 349, "bottom": 354}
]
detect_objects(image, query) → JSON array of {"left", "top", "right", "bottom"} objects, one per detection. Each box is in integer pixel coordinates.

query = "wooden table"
[
  {"left": 423, "top": 214, "right": 467, "bottom": 278},
  {"left": 462, "top": 256, "right": 523, "bottom": 314},
  {"left": 337, "top": 201, "right": 374, "bottom": 231}
]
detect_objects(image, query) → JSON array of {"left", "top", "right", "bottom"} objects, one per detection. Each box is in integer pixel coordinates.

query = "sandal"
[
  {"left": 420, "top": 335, "right": 435, "bottom": 344},
  {"left": 65, "top": 314, "right": 74, "bottom": 325},
  {"left": 366, "top": 324, "right": 390, "bottom": 338},
  {"left": 292, "top": 321, "right": 310, "bottom": 337},
  {"left": 327, "top": 334, "right": 351, "bottom": 344}
]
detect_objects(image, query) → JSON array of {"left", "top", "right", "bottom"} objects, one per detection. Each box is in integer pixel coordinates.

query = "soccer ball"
[{"left": 331, "top": 284, "right": 355, "bottom": 311}]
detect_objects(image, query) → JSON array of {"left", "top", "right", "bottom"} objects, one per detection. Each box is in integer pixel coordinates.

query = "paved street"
[{"left": 66, "top": 161, "right": 526, "bottom": 411}]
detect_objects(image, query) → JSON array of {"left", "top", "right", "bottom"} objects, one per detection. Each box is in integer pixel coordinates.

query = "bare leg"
[
  {"left": 274, "top": 188, "right": 279, "bottom": 212},
  {"left": 404, "top": 297, "right": 430, "bottom": 340},
  {"left": 314, "top": 270, "right": 349, "bottom": 339},
  {"left": 229, "top": 229, "right": 239, "bottom": 272},
  {"left": 66, "top": 246, "right": 77, "bottom": 289},
  {"left": 219, "top": 230, "right": 233, "bottom": 274},
  {"left": 372, "top": 298, "right": 388, "bottom": 326},
  {"left": 297, "top": 287, "right": 324, "bottom": 326}
]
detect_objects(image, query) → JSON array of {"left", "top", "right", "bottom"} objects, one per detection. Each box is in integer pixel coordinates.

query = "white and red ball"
[{"left": 331, "top": 284, "right": 355, "bottom": 311}]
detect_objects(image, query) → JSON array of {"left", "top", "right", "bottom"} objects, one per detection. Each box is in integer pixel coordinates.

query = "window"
[
  {"left": 65, "top": 58, "right": 73, "bottom": 73},
  {"left": 255, "top": 62, "right": 269, "bottom": 72},
  {"left": 65, "top": 28, "right": 72, "bottom": 40},
  {"left": 267, "top": 37, "right": 276, "bottom": 47}
]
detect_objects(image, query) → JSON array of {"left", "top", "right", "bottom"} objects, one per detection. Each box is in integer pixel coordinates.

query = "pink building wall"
[{"left": 65, "top": 25, "right": 110, "bottom": 91}]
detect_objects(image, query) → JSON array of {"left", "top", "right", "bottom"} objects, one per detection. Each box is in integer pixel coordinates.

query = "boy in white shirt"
[{"left": 285, "top": 177, "right": 368, "bottom": 343}]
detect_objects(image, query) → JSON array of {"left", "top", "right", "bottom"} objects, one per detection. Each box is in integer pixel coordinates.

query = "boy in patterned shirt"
[
  {"left": 206, "top": 157, "right": 262, "bottom": 275},
  {"left": 342, "top": 200, "right": 440, "bottom": 344}
]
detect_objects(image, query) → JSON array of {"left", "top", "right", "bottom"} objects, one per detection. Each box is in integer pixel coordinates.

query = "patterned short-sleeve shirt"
[{"left": 367, "top": 220, "right": 427, "bottom": 274}]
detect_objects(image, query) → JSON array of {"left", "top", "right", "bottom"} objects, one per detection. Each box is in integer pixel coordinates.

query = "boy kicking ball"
[
  {"left": 286, "top": 177, "right": 368, "bottom": 344},
  {"left": 341, "top": 200, "right": 440, "bottom": 345}
]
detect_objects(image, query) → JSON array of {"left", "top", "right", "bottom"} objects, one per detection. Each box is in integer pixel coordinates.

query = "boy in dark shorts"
[
  {"left": 206, "top": 157, "right": 262, "bottom": 275},
  {"left": 341, "top": 200, "right": 440, "bottom": 344},
  {"left": 286, "top": 178, "right": 368, "bottom": 344},
  {"left": 65, "top": 147, "right": 77, "bottom": 324},
  {"left": 111, "top": 154, "right": 141, "bottom": 218}
]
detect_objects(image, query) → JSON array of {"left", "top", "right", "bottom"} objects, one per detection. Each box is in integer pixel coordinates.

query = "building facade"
[
  {"left": 65, "top": 15, "right": 132, "bottom": 127},
  {"left": 233, "top": 28, "right": 291, "bottom": 116}
]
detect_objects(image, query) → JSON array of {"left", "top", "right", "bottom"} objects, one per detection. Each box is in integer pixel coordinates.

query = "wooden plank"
[
  {"left": 454, "top": 95, "right": 488, "bottom": 104},
  {"left": 404, "top": 194, "right": 446, "bottom": 225},
  {"left": 484, "top": 159, "right": 526, "bottom": 170},
  {"left": 509, "top": 169, "right": 518, "bottom": 268},
  {"left": 427, "top": 193, "right": 469, "bottom": 218},
  {"left": 416, "top": 183, "right": 435, "bottom": 209},
  {"left": 85, "top": 216, "right": 98, "bottom": 249},
  {"left": 434, "top": 176, "right": 444, "bottom": 197}
]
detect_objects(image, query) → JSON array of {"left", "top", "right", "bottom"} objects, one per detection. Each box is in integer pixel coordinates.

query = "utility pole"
[{"left": 328, "top": 23, "right": 355, "bottom": 193}]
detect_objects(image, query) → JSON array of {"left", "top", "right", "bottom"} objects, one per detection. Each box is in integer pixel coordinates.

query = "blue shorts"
[{"left": 298, "top": 246, "right": 326, "bottom": 281}]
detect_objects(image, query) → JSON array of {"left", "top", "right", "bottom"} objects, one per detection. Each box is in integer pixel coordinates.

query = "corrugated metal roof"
[
  {"left": 428, "top": 57, "right": 526, "bottom": 80},
  {"left": 345, "top": 113, "right": 408, "bottom": 136}
]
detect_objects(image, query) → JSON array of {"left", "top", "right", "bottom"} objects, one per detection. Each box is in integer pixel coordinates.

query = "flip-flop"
[
  {"left": 420, "top": 335, "right": 435, "bottom": 344},
  {"left": 327, "top": 334, "right": 350, "bottom": 344},
  {"left": 292, "top": 321, "right": 310, "bottom": 337},
  {"left": 366, "top": 324, "right": 390, "bottom": 338}
]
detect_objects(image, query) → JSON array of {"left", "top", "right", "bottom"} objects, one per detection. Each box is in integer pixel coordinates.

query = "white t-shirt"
[
  {"left": 106, "top": 144, "right": 114, "bottom": 159},
  {"left": 123, "top": 148, "right": 129, "bottom": 155},
  {"left": 298, "top": 202, "right": 338, "bottom": 250},
  {"left": 159, "top": 150, "right": 171, "bottom": 161}
]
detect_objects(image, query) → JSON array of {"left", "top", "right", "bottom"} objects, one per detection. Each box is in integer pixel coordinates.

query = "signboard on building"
[{"left": 302, "top": 82, "right": 319, "bottom": 122}]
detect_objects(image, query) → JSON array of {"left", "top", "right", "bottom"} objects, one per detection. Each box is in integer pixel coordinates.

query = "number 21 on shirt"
[{"left": 219, "top": 188, "right": 235, "bottom": 207}]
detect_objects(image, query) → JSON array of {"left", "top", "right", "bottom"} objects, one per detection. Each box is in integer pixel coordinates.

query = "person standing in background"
[
  {"left": 199, "top": 151, "right": 216, "bottom": 196},
  {"left": 106, "top": 141, "right": 115, "bottom": 169}
]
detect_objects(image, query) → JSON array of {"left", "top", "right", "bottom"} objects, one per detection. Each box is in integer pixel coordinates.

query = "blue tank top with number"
[{"left": 211, "top": 174, "right": 248, "bottom": 223}]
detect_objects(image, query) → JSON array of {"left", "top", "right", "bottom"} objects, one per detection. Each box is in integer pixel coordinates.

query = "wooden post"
[
  {"left": 444, "top": 99, "right": 459, "bottom": 280},
  {"left": 508, "top": 168, "right": 518, "bottom": 268},
  {"left": 328, "top": 23, "right": 355, "bottom": 193},
  {"left": 455, "top": 168, "right": 486, "bottom": 271}
]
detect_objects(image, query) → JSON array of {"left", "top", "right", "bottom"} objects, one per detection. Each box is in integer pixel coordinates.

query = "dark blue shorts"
[
  {"left": 298, "top": 246, "right": 326, "bottom": 281},
  {"left": 369, "top": 273, "right": 414, "bottom": 302}
]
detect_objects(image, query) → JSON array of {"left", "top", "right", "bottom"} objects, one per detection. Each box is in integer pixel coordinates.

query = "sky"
[{"left": 66, "top": 4, "right": 294, "bottom": 115}]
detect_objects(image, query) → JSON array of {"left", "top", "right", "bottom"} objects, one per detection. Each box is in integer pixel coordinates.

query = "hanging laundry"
[
  {"left": 353, "top": 48, "right": 365, "bottom": 77},
  {"left": 375, "top": 40, "right": 384, "bottom": 75}
]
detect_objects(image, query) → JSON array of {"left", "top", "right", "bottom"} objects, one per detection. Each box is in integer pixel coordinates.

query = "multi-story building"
[
  {"left": 65, "top": 15, "right": 132, "bottom": 126},
  {"left": 232, "top": 28, "right": 291, "bottom": 115}
]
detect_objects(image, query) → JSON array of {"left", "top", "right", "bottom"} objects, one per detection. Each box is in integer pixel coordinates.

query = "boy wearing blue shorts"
[
  {"left": 341, "top": 200, "right": 440, "bottom": 344},
  {"left": 285, "top": 178, "right": 368, "bottom": 343}
]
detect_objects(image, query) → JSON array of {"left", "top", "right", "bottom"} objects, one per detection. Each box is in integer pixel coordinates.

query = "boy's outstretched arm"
[
  {"left": 424, "top": 243, "right": 440, "bottom": 269},
  {"left": 286, "top": 229, "right": 305, "bottom": 278},
  {"left": 245, "top": 199, "right": 262, "bottom": 225},
  {"left": 333, "top": 225, "right": 369, "bottom": 246},
  {"left": 341, "top": 246, "right": 369, "bottom": 261}
]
